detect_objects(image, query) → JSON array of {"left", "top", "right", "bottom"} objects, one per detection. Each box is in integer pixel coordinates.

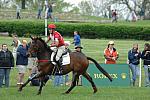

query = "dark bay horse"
[{"left": 19, "top": 37, "right": 112, "bottom": 94}]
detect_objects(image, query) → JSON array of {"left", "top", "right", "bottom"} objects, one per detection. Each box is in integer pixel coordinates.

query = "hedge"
[{"left": 0, "top": 20, "right": 150, "bottom": 40}]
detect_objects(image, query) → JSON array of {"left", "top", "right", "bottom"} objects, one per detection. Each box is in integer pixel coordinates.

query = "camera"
[{"left": 11, "top": 41, "right": 17, "bottom": 47}]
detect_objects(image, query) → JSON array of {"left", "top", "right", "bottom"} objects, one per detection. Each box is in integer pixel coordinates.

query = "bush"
[
  {"left": 0, "top": 20, "right": 44, "bottom": 37},
  {"left": 56, "top": 22, "right": 150, "bottom": 40},
  {"left": 0, "top": 20, "right": 149, "bottom": 40}
]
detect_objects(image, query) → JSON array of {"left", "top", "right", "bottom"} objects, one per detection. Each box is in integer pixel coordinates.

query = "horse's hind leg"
[
  {"left": 82, "top": 72, "right": 97, "bottom": 93},
  {"left": 65, "top": 72, "right": 79, "bottom": 94},
  {"left": 37, "top": 75, "right": 49, "bottom": 95}
]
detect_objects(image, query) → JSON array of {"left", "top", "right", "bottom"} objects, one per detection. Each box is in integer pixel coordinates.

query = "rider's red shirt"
[{"left": 48, "top": 31, "right": 65, "bottom": 47}]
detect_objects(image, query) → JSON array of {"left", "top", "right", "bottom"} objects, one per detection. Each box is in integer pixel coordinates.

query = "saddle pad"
[{"left": 62, "top": 52, "right": 70, "bottom": 65}]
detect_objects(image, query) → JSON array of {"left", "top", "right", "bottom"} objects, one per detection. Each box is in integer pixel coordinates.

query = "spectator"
[
  {"left": 112, "top": 9, "right": 118, "bottom": 23},
  {"left": 46, "top": 4, "right": 53, "bottom": 19},
  {"left": 16, "top": 39, "right": 28, "bottom": 85},
  {"left": 75, "top": 45, "right": 83, "bottom": 52},
  {"left": 140, "top": 8, "right": 144, "bottom": 20},
  {"left": 11, "top": 33, "right": 21, "bottom": 64},
  {"left": 128, "top": 43, "right": 141, "bottom": 86},
  {"left": 64, "top": 74, "right": 69, "bottom": 86},
  {"left": 141, "top": 43, "right": 150, "bottom": 87},
  {"left": 131, "top": 11, "right": 137, "bottom": 22},
  {"left": 72, "top": 31, "right": 81, "bottom": 47},
  {"left": 16, "top": 4, "right": 21, "bottom": 19},
  {"left": 0, "top": 44, "right": 14, "bottom": 88},
  {"left": 104, "top": 41, "right": 119, "bottom": 64},
  {"left": 53, "top": 68, "right": 64, "bottom": 86},
  {"left": 30, "top": 66, "right": 40, "bottom": 86},
  {"left": 27, "top": 41, "right": 37, "bottom": 78},
  {"left": 37, "top": 3, "right": 42, "bottom": 19}
]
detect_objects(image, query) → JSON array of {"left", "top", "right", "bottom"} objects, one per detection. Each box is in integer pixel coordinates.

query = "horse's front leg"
[
  {"left": 18, "top": 73, "right": 41, "bottom": 92},
  {"left": 37, "top": 75, "right": 49, "bottom": 95}
]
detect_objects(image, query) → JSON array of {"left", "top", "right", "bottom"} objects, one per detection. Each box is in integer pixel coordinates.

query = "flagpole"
[
  {"left": 139, "top": 58, "right": 142, "bottom": 87},
  {"left": 45, "top": 0, "right": 48, "bottom": 41}
]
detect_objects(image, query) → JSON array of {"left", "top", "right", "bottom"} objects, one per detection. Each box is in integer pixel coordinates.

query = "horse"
[{"left": 18, "top": 37, "right": 112, "bottom": 95}]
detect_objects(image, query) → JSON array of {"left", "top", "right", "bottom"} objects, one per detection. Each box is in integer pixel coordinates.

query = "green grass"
[
  {"left": 1, "top": 86, "right": 150, "bottom": 100},
  {"left": 110, "top": 20, "right": 150, "bottom": 26},
  {"left": 0, "top": 36, "right": 150, "bottom": 100}
]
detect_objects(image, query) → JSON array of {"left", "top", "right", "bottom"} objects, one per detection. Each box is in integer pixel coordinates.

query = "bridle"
[{"left": 29, "top": 40, "right": 51, "bottom": 63}]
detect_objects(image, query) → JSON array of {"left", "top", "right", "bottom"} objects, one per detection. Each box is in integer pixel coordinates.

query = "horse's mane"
[{"left": 37, "top": 37, "right": 52, "bottom": 52}]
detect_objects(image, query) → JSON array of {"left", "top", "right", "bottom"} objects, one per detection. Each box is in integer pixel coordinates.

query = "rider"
[{"left": 46, "top": 24, "right": 65, "bottom": 68}]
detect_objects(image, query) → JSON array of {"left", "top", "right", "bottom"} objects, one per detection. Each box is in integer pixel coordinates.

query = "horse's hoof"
[
  {"left": 93, "top": 87, "right": 97, "bottom": 93},
  {"left": 93, "top": 90, "right": 97, "bottom": 93},
  {"left": 18, "top": 86, "right": 23, "bottom": 92},
  {"left": 37, "top": 92, "right": 41, "bottom": 95},
  {"left": 64, "top": 91, "right": 70, "bottom": 94},
  {"left": 18, "top": 88, "right": 22, "bottom": 92}
]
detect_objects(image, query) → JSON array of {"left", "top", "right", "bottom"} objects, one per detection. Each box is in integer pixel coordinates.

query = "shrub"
[{"left": 0, "top": 20, "right": 149, "bottom": 40}]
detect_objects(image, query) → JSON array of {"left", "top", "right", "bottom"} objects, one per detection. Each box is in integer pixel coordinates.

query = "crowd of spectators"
[{"left": 0, "top": 33, "right": 149, "bottom": 88}]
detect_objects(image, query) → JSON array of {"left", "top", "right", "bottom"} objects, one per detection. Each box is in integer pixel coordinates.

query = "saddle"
[
  {"left": 50, "top": 48, "right": 71, "bottom": 67},
  {"left": 58, "top": 48, "right": 71, "bottom": 66},
  {"left": 51, "top": 48, "right": 71, "bottom": 75}
]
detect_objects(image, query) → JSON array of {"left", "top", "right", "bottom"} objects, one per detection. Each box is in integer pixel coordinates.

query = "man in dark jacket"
[
  {"left": 0, "top": 44, "right": 14, "bottom": 87},
  {"left": 141, "top": 43, "right": 150, "bottom": 87},
  {"left": 128, "top": 43, "right": 141, "bottom": 86}
]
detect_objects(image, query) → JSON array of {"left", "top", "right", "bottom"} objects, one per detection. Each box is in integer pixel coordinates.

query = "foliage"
[
  {"left": 0, "top": 20, "right": 150, "bottom": 40},
  {"left": 112, "top": 0, "right": 150, "bottom": 19},
  {"left": 0, "top": 20, "right": 44, "bottom": 36},
  {"left": 78, "top": 1, "right": 93, "bottom": 16}
]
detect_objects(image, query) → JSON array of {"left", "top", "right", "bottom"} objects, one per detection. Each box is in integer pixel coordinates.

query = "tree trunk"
[{"left": 22, "top": 0, "right": 25, "bottom": 9}]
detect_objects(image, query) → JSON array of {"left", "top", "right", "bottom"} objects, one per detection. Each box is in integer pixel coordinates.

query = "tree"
[
  {"left": 112, "top": 0, "right": 150, "bottom": 19},
  {"left": 52, "top": 0, "right": 73, "bottom": 13},
  {"left": 69, "top": 7, "right": 80, "bottom": 13},
  {"left": 78, "top": 1, "right": 93, "bottom": 16},
  {"left": 21, "top": 0, "right": 25, "bottom": 9}
]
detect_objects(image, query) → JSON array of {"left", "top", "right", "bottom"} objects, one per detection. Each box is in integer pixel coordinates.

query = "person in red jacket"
[
  {"left": 104, "top": 41, "right": 119, "bottom": 64},
  {"left": 46, "top": 24, "right": 65, "bottom": 68}
]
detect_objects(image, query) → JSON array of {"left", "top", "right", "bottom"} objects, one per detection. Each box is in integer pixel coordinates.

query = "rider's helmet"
[{"left": 48, "top": 24, "right": 56, "bottom": 29}]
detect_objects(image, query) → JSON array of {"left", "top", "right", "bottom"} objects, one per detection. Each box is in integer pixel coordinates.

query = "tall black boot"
[
  {"left": 56, "top": 60, "right": 62, "bottom": 68},
  {"left": 55, "top": 60, "right": 63, "bottom": 75}
]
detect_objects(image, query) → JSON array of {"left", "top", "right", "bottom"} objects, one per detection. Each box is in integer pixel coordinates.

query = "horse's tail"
[{"left": 87, "top": 57, "right": 113, "bottom": 82}]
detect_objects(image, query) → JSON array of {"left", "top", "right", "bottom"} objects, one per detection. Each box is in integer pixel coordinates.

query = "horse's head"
[{"left": 28, "top": 36, "right": 52, "bottom": 58}]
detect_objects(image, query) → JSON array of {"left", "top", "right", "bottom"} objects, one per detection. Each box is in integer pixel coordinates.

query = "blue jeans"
[
  {"left": 54, "top": 75, "right": 64, "bottom": 86},
  {"left": 0, "top": 69, "right": 11, "bottom": 87},
  {"left": 65, "top": 74, "right": 69, "bottom": 83},
  {"left": 144, "top": 65, "right": 150, "bottom": 86},
  {"left": 129, "top": 63, "right": 138, "bottom": 82}
]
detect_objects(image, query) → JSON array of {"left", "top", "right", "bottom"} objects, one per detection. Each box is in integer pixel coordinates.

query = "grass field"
[{"left": 0, "top": 36, "right": 150, "bottom": 100}]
